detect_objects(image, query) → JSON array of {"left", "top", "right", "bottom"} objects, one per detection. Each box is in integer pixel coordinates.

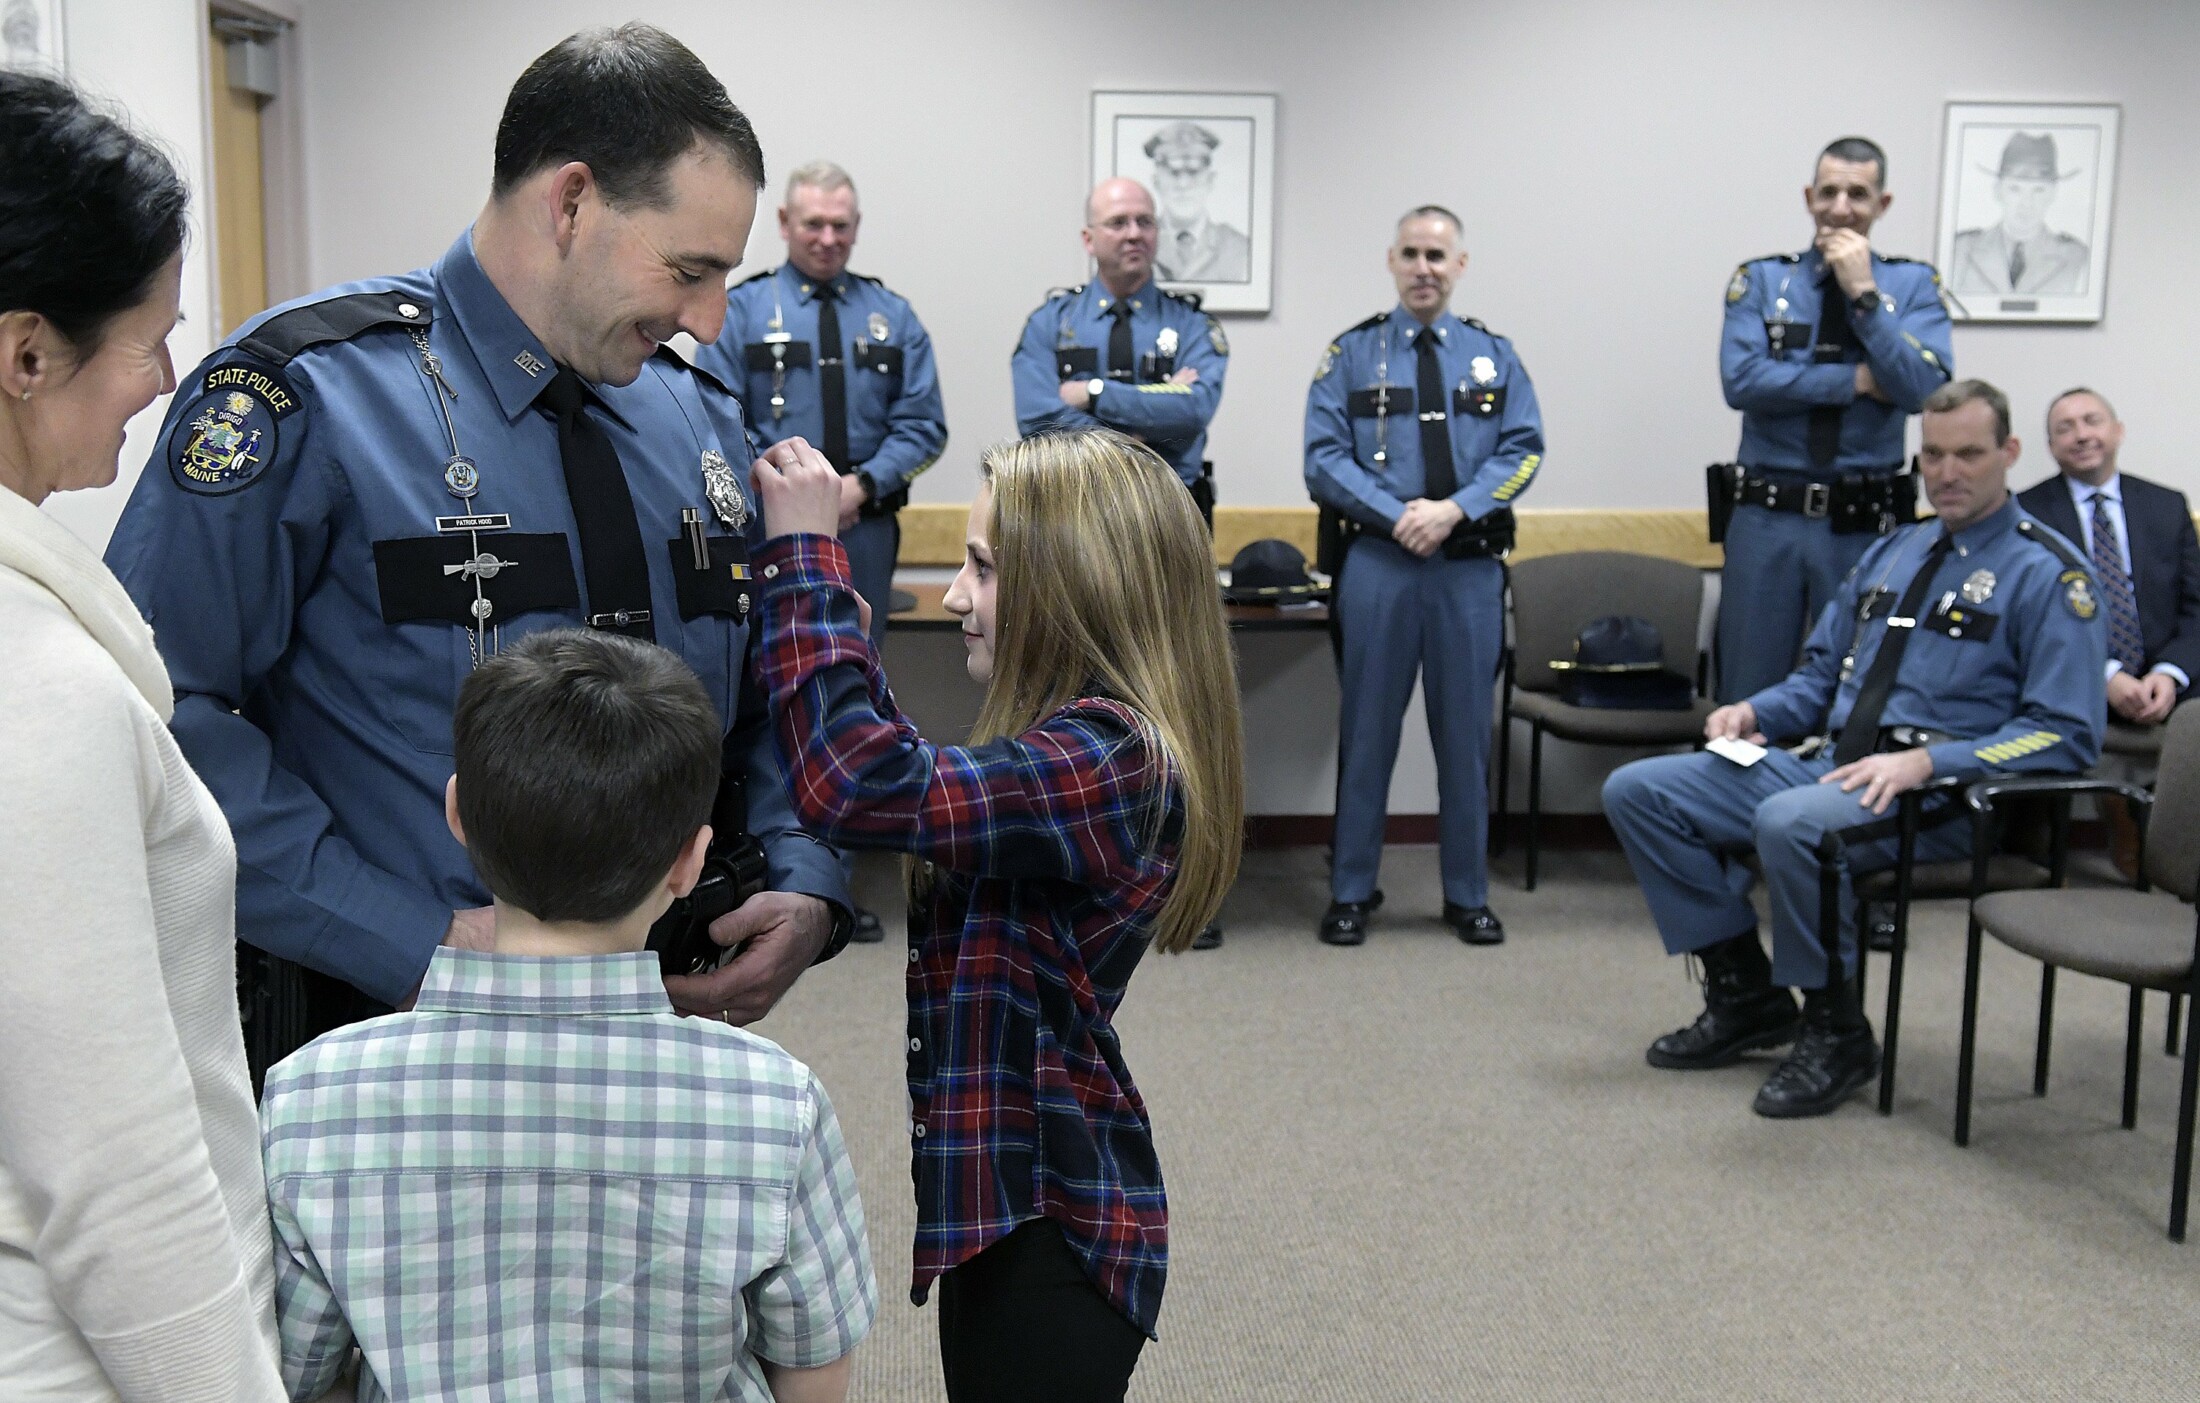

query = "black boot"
[
  {"left": 1753, "top": 978, "right": 1879, "bottom": 1118},
  {"left": 1646, "top": 932, "right": 1799, "bottom": 1070}
]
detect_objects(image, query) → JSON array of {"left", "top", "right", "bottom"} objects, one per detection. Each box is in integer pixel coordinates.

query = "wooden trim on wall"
[{"left": 897, "top": 503, "right": 1724, "bottom": 569}]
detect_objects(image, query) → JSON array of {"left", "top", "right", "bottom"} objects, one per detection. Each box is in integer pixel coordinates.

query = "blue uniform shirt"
[
  {"left": 1720, "top": 249, "right": 1954, "bottom": 473},
  {"left": 1304, "top": 306, "right": 1545, "bottom": 530},
  {"left": 105, "top": 230, "right": 846, "bottom": 1006},
  {"left": 696, "top": 264, "right": 947, "bottom": 503},
  {"left": 1748, "top": 498, "right": 2106, "bottom": 780},
  {"left": 1011, "top": 279, "right": 1228, "bottom": 483}
]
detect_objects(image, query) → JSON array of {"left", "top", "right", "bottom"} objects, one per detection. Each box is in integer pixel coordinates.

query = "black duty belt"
[{"left": 1795, "top": 724, "right": 1957, "bottom": 760}]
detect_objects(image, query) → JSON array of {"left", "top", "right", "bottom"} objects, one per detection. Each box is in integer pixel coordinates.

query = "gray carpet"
[{"left": 752, "top": 847, "right": 2200, "bottom": 1400}]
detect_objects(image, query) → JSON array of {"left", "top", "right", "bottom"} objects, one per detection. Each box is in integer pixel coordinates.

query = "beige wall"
[{"left": 284, "top": 0, "right": 2199, "bottom": 515}]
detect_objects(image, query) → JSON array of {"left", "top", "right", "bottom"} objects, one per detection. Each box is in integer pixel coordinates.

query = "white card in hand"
[{"left": 1706, "top": 736, "right": 1768, "bottom": 767}]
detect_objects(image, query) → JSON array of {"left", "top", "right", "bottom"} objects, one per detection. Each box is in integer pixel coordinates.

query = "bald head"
[{"left": 1082, "top": 177, "right": 1157, "bottom": 296}]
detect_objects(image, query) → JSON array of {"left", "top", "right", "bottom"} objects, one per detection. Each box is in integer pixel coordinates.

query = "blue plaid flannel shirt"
[{"left": 260, "top": 949, "right": 876, "bottom": 1401}]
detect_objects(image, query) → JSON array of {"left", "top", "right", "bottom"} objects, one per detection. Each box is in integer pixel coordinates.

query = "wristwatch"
[
  {"left": 812, "top": 900, "right": 856, "bottom": 965},
  {"left": 1850, "top": 287, "right": 1882, "bottom": 315},
  {"left": 1086, "top": 377, "right": 1106, "bottom": 400}
]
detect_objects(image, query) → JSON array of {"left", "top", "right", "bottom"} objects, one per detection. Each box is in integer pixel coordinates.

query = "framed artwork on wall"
[
  {"left": 1, "top": 0, "right": 65, "bottom": 71},
  {"left": 1091, "top": 90, "right": 1276, "bottom": 315},
  {"left": 1934, "top": 101, "right": 2119, "bottom": 323}
]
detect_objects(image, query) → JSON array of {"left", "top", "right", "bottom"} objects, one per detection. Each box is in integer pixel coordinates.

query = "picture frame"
[
  {"left": 1091, "top": 90, "right": 1276, "bottom": 315},
  {"left": 1, "top": 0, "right": 65, "bottom": 72},
  {"left": 1933, "top": 101, "right": 2119, "bottom": 324}
]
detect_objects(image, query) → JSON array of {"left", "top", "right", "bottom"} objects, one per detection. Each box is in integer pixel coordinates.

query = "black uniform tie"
[
  {"left": 1106, "top": 299, "right": 1135, "bottom": 380},
  {"left": 1807, "top": 274, "right": 1861, "bottom": 472},
  {"left": 814, "top": 283, "right": 851, "bottom": 473},
  {"left": 1831, "top": 532, "right": 1954, "bottom": 765},
  {"left": 1414, "top": 326, "right": 1457, "bottom": 499},
  {"left": 541, "top": 367, "right": 654, "bottom": 641}
]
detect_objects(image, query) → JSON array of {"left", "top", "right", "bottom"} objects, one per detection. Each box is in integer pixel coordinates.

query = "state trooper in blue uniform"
[
  {"left": 698, "top": 161, "right": 946, "bottom": 944},
  {"left": 1716, "top": 136, "right": 1955, "bottom": 703},
  {"left": 1606, "top": 380, "right": 2104, "bottom": 1118},
  {"left": 1305, "top": 205, "right": 1544, "bottom": 948},
  {"left": 1013, "top": 177, "right": 1230, "bottom": 520},
  {"left": 103, "top": 26, "right": 850, "bottom": 1070}
]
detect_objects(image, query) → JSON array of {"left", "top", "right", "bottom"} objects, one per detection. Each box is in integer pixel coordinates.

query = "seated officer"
[
  {"left": 1605, "top": 379, "right": 2104, "bottom": 1119},
  {"left": 699, "top": 159, "right": 947, "bottom": 942},
  {"left": 1012, "top": 177, "right": 1230, "bottom": 522},
  {"left": 1304, "top": 204, "right": 1544, "bottom": 948},
  {"left": 1715, "top": 136, "right": 1954, "bottom": 704}
]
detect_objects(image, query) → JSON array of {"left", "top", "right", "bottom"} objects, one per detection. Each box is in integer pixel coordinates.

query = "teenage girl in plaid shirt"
[{"left": 747, "top": 428, "right": 1244, "bottom": 1403}]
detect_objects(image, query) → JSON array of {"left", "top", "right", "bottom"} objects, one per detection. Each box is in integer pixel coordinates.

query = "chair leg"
[
  {"left": 2034, "top": 966, "right": 2057, "bottom": 1097},
  {"left": 1879, "top": 897, "right": 1912, "bottom": 1116},
  {"left": 1525, "top": 721, "right": 1544, "bottom": 893},
  {"left": 2170, "top": 992, "right": 2185, "bottom": 1058},
  {"left": 1493, "top": 714, "right": 1512, "bottom": 858},
  {"left": 1855, "top": 898, "right": 1870, "bottom": 1005},
  {"left": 1956, "top": 914, "right": 1987, "bottom": 1147},
  {"left": 2125, "top": 985, "right": 2146, "bottom": 1131},
  {"left": 2172, "top": 982, "right": 2200, "bottom": 1241}
]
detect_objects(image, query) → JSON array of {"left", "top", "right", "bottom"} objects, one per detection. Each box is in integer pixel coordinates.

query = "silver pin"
[
  {"left": 444, "top": 456, "right": 479, "bottom": 500},
  {"left": 701, "top": 450, "right": 748, "bottom": 529}
]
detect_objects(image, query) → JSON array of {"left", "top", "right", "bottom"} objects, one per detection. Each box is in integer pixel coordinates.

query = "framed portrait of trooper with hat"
[
  {"left": 1091, "top": 90, "right": 1276, "bottom": 313},
  {"left": 1935, "top": 102, "right": 2120, "bottom": 323}
]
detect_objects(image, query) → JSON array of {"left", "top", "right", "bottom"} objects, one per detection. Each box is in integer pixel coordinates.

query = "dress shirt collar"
[
  {"left": 414, "top": 947, "right": 673, "bottom": 1018},
  {"left": 1391, "top": 304, "right": 1451, "bottom": 346},
  {"left": 1945, "top": 494, "right": 2020, "bottom": 556},
  {"left": 1093, "top": 277, "right": 1157, "bottom": 314},
  {"left": 2068, "top": 471, "right": 2124, "bottom": 512},
  {"left": 785, "top": 263, "right": 854, "bottom": 304},
  {"left": 434, "top": 229, "right": 569, "bottom": 424}
]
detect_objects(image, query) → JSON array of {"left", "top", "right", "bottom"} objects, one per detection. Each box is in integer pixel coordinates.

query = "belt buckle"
[
  {"left": 587, "top": 609, "right": 652, "bottom": 628},
  {"left": 1803, "top": 482, "right": 1831, "bottom": 519}
]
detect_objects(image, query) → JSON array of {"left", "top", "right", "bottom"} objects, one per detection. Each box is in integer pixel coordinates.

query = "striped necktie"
[{"left": 2089, "top": 491, "right": 2146, "bottom": 671}]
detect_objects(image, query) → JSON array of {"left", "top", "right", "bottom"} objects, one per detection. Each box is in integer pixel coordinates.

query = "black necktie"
[
  {"left": 540, "top": 368, "right": 654, "bottom": 641},
  {"left": 1106, "top": 299, "right": 1135, "bottom": 380},
  {"left": 1414, "top": 327, "right": 1456, "bottom": 499},
  {"left": 814, "top": 284, "right": 850, "bottom": 473},
  {"left": 1806, "top": 275, "right": 1860, "bottom": 472},
  {"left": 1832, "top": 532, "right": 1954, "bottom": 764}
]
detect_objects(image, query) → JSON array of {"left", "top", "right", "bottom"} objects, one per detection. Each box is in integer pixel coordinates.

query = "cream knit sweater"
[{"left": 0, "top": 484, "right": 284, "bottom": 1401}]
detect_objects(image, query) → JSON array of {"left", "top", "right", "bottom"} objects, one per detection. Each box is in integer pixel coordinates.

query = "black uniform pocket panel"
[
  {"left": 1348, "top": 386, "right": 1416, "bottom": 418},
  {"left": 668, "top": 536, "right": 755, "bottom": 620},
  {"left": 373, "top": 533, "right": 579, "bottom": 627},
  {"left": 1454, "top": 384, "right": 1507, "bottom": 419},
  {"left": 1923, "top": 607, "right": 1998, "bottom": 643},
  {"left": 855, "top": 342, "right": 905, "bottom": 377},
  {"left": 1055, "top": 346, "right": 1098, "bottom": 380},
  {"left": 744, "top": 341, "right": 814, "bottom": 372}
]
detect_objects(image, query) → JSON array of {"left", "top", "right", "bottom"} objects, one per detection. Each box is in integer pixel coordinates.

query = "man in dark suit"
[{"left": 2017, "top": 387, "right": 2200, "bottom": 870}]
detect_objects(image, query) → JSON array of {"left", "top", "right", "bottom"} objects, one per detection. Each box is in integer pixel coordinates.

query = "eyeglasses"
[{"left": 1091, "top": 214, "right": 1158, "bottom": 233}]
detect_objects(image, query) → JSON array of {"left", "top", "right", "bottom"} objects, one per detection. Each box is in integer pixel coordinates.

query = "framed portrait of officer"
[
  {"left": 1934, "top": 101, "right": 2120, "bottom": 324},
  {"left": 1091, "top": 89, "right": 1275, "bottom": 314}
]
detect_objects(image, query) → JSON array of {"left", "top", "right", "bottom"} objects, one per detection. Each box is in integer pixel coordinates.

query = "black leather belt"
[
  {"left": 1730, "top": 466, "right": 1914, "bottom": 535},
  {"left": 1796, "top": 724, "right": 1957, "bottom": 760}
]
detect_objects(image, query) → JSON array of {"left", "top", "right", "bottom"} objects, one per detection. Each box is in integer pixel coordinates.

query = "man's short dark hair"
[
  {"left": 1923, "top": 378, "right": 2013, "bottom": 445},
  {"left": 1397, "top": 204, "right": 1464, "bottom": 237},
  {"left": 2047, "top": 385, "right": 2119, "bottom": 426},
  {"left": 453, "top": 630, "right": 721, "bottom": 924},
  {"left": 492, "top": 23, "right": 764, "bottom": 208},
  {"left": 1817, "top": 136, "right": 1888, "bottom": 189}
]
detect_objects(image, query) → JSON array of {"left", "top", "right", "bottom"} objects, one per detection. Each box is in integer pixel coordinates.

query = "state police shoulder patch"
[
  {"left": 170, "top": 360, "right": 299, "bottom": 495},
  {"left": 1726, "top": 265, "right": 1750, "bottom": 304},
  {"left": 1206, "top": 315, "right": 1228, "bottom": 355},
  {"left": 2059, "top": 569, "right": 2098, "bottom": 621}
]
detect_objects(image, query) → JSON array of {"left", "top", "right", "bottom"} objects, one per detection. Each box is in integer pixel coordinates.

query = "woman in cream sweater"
[{"left": 0, "top": 72, "right": 285, "bottom": 1401}]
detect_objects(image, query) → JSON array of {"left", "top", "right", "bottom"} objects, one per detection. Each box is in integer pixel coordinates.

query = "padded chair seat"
[
  {"left": 2105, "top": 721, "right": 2165, "bottom": 760},
  {"left": 1974, "top": 887, "right": 2197, "bottom": 990},
  {"left": 1854, "top": 855, "right": 2053, "bottom": 900},
  {"left": 1508, "top": 690, "right": 1713, "bottom": 744}
]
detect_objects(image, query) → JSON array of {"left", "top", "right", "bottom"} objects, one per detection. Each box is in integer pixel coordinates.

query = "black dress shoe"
[
  {"left": 850, "top": 907, "right": 885, "bottom": 944},
  {"left": 1443, "top": 903, "right": 1504, "bottom": 946},
  {"left": 1191, "top": 924, "right": 1224, "bottom": 950},
  {"left": 1319, "top": 898, "right": 1379, "bottom": 945}
]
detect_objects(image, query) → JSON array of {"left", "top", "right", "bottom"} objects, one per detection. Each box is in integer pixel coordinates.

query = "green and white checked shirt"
[{"left": 260, "top": 949, "right": 876, "bottom": 1401}]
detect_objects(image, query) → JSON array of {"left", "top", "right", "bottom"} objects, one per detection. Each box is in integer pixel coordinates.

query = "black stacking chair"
[
  {"left": 1497, "top": 552, "right": 1712, "bottom": 890},
  {"left": 1955, "top": 702, "right": 2200, "bottom": 1240},
  {"left": 2098, "top": 718, "right": 2182, "bottom": 1056}
]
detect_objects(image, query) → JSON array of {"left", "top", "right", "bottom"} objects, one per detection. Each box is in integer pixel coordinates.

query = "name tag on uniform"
[
  {"left": 436, "top": 513, "right": 512, "bottom": 534},
  {"left": 1056, "top": 346, "right": 1099, "bottom": 381},
  {"left": 1812, "top": 340, "right": 1849, "bottom": 365}
]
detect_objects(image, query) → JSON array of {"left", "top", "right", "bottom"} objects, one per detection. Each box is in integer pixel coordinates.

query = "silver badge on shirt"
[
  {"left": 701, "top": 450, "right": 749, "bottom": 530},
  {"left": 1961, "top": 568, "right": 1996, "bottom": 604}
]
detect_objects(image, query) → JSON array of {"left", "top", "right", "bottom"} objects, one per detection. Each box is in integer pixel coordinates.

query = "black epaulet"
[
  {"left": 1347, "top": 310, "right": 1388, "bottom": 335},
  {"left": 2016, "top": 517, "right": 2089, "bottom": 572},
  {"left": 1460, "top": 315, "right": 1493, "bottom": 335},
  {"left": 1162, "top": 287, "right": 1203, "bottom": 311},
  {"left": 653, "top": 344, "right": 736, "bottom": 399},
  {"left": 1755, "top": 251, "right": 1803, "bottom": 265},
  {"left": 852, "top": 271, "right": 884, "bottom": 287},
  {"left": 732, "top": 266, "right": 778, "bottom": 288},
  {"left": 1045, "top": 284, "right": 1084, "bottom": 302},
  {"left": 233, "top": 289, "right": 430, "bottom": 366}
]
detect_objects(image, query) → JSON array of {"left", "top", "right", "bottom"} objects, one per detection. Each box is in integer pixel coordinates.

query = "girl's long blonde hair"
[{"left": 969, "top": 429, "right": 1245, "bottom": 953}]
